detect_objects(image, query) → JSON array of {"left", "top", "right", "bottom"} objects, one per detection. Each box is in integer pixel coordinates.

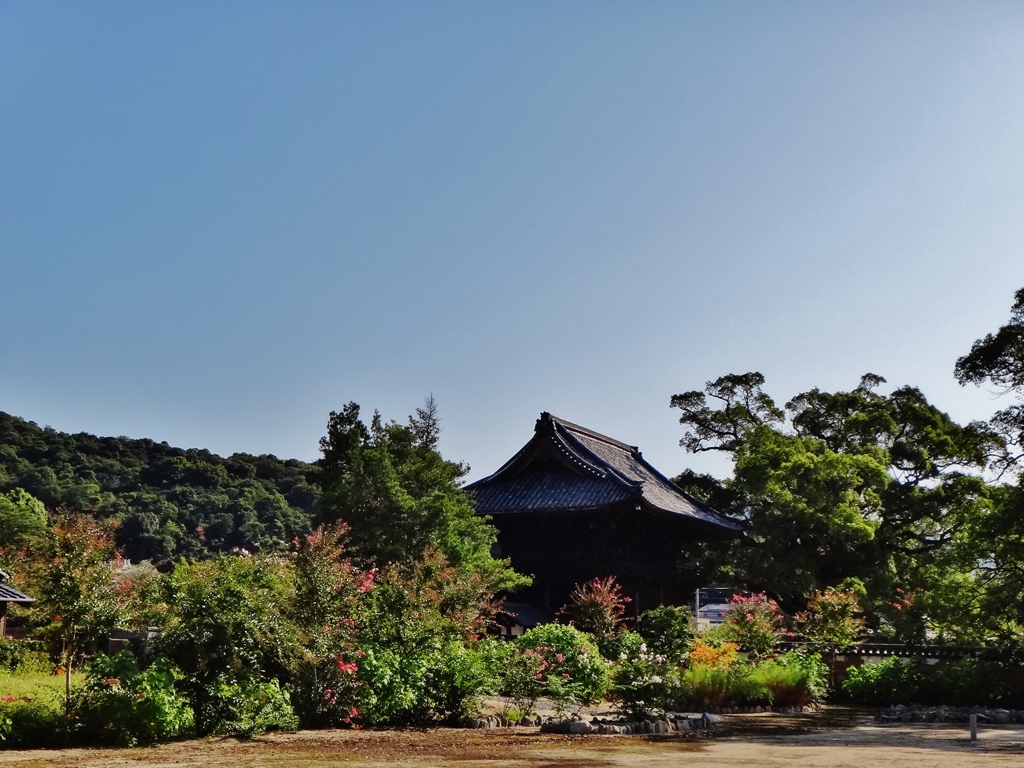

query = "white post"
[{"left": 969, "top": 713, "right": 978, "bottom": 741}]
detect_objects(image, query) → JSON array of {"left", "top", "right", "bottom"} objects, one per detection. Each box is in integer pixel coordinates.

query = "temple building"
[{"left": 467, "top": 412, "right": 743, "bottom": 615}]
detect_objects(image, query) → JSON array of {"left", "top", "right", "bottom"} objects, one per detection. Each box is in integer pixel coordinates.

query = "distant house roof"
[
  {"left": 466, "top": 412, "right": 743, "bottom": 536},
  {"left": 0, "top": 577, "right": 34, "bottom": 604}
]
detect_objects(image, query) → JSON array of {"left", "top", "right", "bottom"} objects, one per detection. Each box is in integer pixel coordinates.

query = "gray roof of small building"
[
  {"left": 466, "top": 413, "right": 743, "bottom": 535},
  {"left": 0, "top": 584, "right": 34, "bottom": 603}
]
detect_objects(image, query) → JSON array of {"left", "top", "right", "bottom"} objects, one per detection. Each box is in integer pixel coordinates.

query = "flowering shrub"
[
  {"left": 558, "top": 576, "right": 630, "bottom": 646},
  {"left": 878, "top": 587, "right": 927, "bottom": 644},
  {"left": 797, "top": 586, "right": 862, "bottom": 685},
  {"left": 609, "top": 631, "right": 679, "bottom": 719},
  {"left": 287, "top": 524, "right": 368, "bottom": 728},
  {"left": 722, "top": 593, "right": 784, "bottom": 659},
  {"left": 499, "top": 624, "right": 609, "bottom": 715},
  {"left": 688, "top": 637, "right": 739, "bottom": 667},
  {"left": 637, "top": 605, "right": 693, "bottom": 662}
]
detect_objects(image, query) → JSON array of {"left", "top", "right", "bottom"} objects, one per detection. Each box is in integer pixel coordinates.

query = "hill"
[{"left": 0, "top": 411, "right": 316, "bottom": 564}]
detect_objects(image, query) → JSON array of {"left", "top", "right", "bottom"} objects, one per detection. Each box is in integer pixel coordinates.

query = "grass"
[
  {"left": 0, "top": 671, "right": 84, "bottom": 749},
  {"left": 0, "top": 671, "right": 83, "bottom": 700}
]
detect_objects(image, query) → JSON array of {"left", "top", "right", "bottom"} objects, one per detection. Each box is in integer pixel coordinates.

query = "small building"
[
  {"left": 467, "top": 413, "right": 744, "bottom": 614},
  {"left": 0, "top": 572, "right": 34, "bottom": 637}
]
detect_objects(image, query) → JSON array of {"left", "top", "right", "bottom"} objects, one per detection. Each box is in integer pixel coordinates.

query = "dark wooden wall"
[{"left": 492, "top": 505, "right": 707, "bottom": 614}]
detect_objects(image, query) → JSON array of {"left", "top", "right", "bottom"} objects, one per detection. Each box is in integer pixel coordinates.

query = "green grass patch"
[{"left": 0, "top": 671, "right": 84, "bottom": 748}]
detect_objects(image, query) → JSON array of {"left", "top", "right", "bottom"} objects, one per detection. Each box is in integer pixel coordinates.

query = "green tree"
[
  {"left": 797, "top": 586, "right": 863, "bottom": 686},
  {"left": 31, "top": 512, "right": 123, "bottom": 715},
  {"left": 954, "top": 286, "right": 1024, "bottom": 647},
  {"left": 314, "top": 400, "right": 524, "bottom": 591},
  {"left": 671, "top": 373, "right": 995, "bottom": 616},
  {"left": 0, "top": 489, "right": 47, "bottom": 547}
]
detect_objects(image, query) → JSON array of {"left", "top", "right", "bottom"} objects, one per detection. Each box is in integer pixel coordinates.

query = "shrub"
[
  {"left": 688, "top": 637, "right": 739, "bottom": 667},
  {"left": 637, "top": 606, "right": 693, "bottom": 662},
  {"left": 481, "top": 638, "right": 546, "bottom": 717},
  {"left": 609, "top": 631, "right": 679, "bottom": 720},
  {"left": 749, "top": 652, "right": 828, "bottom": 707},
  {"left": 484, "top": 625, "right": 609, "bottom": 718},
  {"left": 0, "top": 638, "right": 50, "bottom": 675},
  {"left": 798, "top": 587, "right": 862, "bottom": 685},
  {"left": 558, "top": 576, "right": 630, "bottom": 649},
  {"left": 672, "top": 665, "right": 770, "bottom": 710},
  {"left": 356, "top": 640, "right": 488, "bottom": 726},
  {"left": 287, "top": 524, "right": 367, "bottom": 729},
  {"left": 75, "top": 652, "right": 193, "bottom": 745},
  {"left": 842, "top": 657, "right": 919, "bottom": 705},
  {"left": 722, "top": 593, "right": 784, "bottom": 659},
  {"left": 205, "top": 676, "right": 299, "bottom": 738},
  {"left": 422, "top": 641, "right": 491, "bottom": 724},
  {"left": 515, "top": 624, "right": 609, "bottom": 711},
  {"left": 158, "top": 555, "right": 299, "bottom": 734},
  {"left": 925, "top": 658, "right": 998, "bottom": 707}
]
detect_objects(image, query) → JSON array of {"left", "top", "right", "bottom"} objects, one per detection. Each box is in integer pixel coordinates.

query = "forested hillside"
[{"left": 0, "top": 412, "right": 316, "bottom": 564}]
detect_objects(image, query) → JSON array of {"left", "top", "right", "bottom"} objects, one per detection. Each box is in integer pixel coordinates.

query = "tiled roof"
[
  {"left": 0, "top": 584, "right": 34, "bottom": 603},
  {"left": 467, "top": 413, "right": 744, "bottom": 535}
]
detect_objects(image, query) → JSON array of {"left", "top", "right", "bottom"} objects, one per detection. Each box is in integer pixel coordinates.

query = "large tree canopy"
[
  {"left": 954, "top": 287, "right": 1024, "bottom": 648},
  {"left": 671, "top": 372, "right": 997, "bottom": 638}
]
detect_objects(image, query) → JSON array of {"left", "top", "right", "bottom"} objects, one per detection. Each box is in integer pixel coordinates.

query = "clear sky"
[{"left": 3, "top": 2, "right": 1024, "bottom": 482}]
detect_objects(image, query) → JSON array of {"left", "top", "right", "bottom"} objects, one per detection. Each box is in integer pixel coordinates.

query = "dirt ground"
[{"left": 2, "top": 709, "right": 1022, "bottom": 768}]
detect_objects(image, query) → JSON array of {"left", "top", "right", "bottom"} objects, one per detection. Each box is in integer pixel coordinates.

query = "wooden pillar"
[{"left": 0, "top": 601, "right": 7, "bottom": 638}]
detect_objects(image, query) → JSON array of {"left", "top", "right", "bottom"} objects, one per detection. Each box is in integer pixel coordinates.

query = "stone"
[{"left": 569, "top": 721, "right": 593, "bottom": 735}]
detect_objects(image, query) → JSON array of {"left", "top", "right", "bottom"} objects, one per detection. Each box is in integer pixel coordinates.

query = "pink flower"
[
  {"left": 358, "top": 568, "right": 378, "bottom": 593},
  {"left": 555, "top": 653, "right": 565, "bottom": 663}
]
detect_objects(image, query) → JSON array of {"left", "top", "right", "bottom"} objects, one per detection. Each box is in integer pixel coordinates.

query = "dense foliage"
[
  {"left": 0, "top": 411, "right": 315, "bottom": 564},
  {"left": 671, "top": 368, "right": 1005, "bottom": 644}
]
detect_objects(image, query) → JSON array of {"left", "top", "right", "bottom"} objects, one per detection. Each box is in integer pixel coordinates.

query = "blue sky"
[{"left": 3, "top": 2, "right": 1024, "bottom": 481}]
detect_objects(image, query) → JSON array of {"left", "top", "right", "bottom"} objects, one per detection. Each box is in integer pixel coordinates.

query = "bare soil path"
[{"left": 1, "top": 709, "right": 1021, "bottom": 767}]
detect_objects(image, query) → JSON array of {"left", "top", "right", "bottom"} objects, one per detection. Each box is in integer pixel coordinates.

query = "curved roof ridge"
[
  {"left": 542, "top": 412, "right": 638, "bottom": 452},
  {"left": 550, "top": 420, "right": 643, "bottom": 490}
]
